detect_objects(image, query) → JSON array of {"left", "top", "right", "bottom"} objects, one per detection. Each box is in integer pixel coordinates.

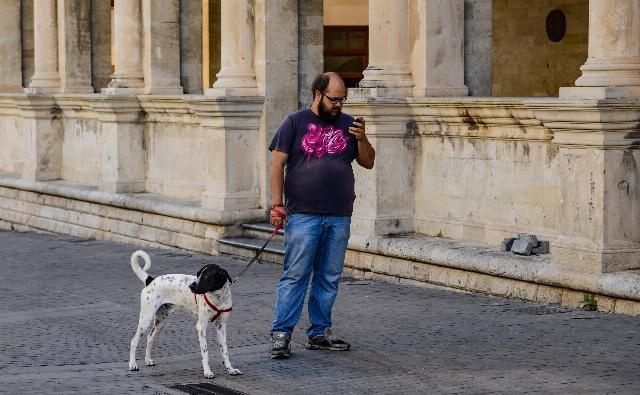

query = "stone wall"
[
  {"left": 410, "top": 98, "right": 559, "bottom": 245},
  {"left": 492, "top": 0, "right": 588, "bottom": 96},
  {"left": 298, "top": 0, "right": 323, "bottom": 109}
]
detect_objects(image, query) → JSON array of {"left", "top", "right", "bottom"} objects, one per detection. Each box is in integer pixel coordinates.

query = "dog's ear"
[{"left": 223, "top": 268, "right": 233, "bottom": 284}]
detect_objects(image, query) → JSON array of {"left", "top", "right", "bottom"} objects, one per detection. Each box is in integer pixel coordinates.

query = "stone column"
[
  {"left": 103, "top": 0, "right": 145, "bottom": 94},
  {"left": 190, "top": 97, "right": 264, "bottom": 211},
  {"left": 58, "top": 0, "right": 93, "bottom": 93},
  {"left": 410, "top": 0, "right": 468, "bottom": 97},
  {"left": 26, "top": 0, "right": 61, "bottom": 93},
  {"left": 207, "top": 0, "right": 258, "bottom": 96},
  {"left": 89, "top": 97, "right": 146, "bottom": 193},
  {"left": 560, "top": 0, "right": 640, "bottom": 98},
  {"left": 91, "top": 0, "right": 112, "bottom": 91},
  {"left": 0, "top": 0, "right": 23, "bottom": 92},
  {"left": 15, "top": 96, "right": 62, "bottom": 181},
  {"left": 357, "top": 0, "right": 413, "bottom": 97},
  {"left": 142, "top": 0, "right": 183, "bottom": 95}
]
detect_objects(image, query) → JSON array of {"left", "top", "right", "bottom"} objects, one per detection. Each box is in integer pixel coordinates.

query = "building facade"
[{"left": 1, "top": 0, "right": 640, "bottom": 313}]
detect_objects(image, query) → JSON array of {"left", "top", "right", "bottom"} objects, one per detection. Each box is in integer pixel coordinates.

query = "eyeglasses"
[{"left": 321, "top": 92, "right": 348, "bottom": 105}]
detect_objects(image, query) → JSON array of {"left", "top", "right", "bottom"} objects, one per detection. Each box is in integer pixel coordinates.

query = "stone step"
[
  {"left": 217, "top": 236, "right": 284, "bottom": 265},
  {"left": 242, "top": 222, "right": 285, "bottom": 242}
]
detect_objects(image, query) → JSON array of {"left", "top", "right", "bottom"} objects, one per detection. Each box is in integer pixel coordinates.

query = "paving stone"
[{"left": 1, "top": 230, "right": 640, "bottom": 394}]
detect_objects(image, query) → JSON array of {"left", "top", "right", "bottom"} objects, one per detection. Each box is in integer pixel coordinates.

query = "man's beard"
[{"left": 318, "top": 100, "right": 340, "bottom": 121}]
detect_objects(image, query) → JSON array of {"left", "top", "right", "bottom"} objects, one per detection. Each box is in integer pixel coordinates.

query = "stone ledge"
[
  {"left": 348, "top": 234, "right": 640, "bottom": 303},
  {"left": 0, "top": 174, "right": 265, "bottom": 226}
]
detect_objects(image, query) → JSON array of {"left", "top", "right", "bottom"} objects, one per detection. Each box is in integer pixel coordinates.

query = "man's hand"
[
  {"left": 269, "top": 206, "right": 287, "bottom": 228},
  {"left": 348, "top": 117, "right": 367, "bottom": 141},
  {"left": 349, "top": 117, "right": 375, "bottom": 169}
]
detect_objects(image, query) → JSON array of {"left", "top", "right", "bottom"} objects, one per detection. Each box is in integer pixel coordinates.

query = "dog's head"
[{"left": 189, "top": 264, "right": 232, "bottom": 294}]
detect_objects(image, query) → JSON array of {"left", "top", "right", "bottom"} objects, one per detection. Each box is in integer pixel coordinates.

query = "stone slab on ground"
[{"left": 1, "top": 230, "right": 640, "bottom": 394}]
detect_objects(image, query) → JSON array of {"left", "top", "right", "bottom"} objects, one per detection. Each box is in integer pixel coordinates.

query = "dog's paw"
[
  {"left": 227, "top": 367, "right": 242, "bottom": 376},
  {"left": 128, "top": 362, "right": 139, "bottom": 372},
  {"left": 203, "top": 371, "right": 215, "bottom": 379},
  {"left": 145, "top": 358, "right": 155, "bottom": 366}
]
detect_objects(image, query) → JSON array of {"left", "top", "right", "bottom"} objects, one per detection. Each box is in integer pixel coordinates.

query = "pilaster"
[
  {"left": 88, "top": 96, "right": 146, "bottom": 193},
  {"left": 189, "top": 97, "right": 264, "bottom": 211},
  {"left": 528, "top": 98, "right": 640, "bottom": 273},
  {"left": 347, "top": 98, "right": 415, "bottom": 237},
  {"left": 15, "top": 95, "right": 62, "bottom": 181}
]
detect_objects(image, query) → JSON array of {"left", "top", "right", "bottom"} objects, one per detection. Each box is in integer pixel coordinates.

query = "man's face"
[{"left": 316, "top": 81, "right": 346, "bottom": 121}]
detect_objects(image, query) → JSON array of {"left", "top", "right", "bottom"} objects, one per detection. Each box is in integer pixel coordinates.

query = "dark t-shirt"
[{"left": 268, "top": 108, "right": 358, "bottom": 216}]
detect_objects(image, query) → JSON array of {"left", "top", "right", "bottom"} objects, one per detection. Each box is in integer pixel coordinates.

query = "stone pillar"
[
  {"left": 207, "top": 0, "right": 258, "bottom": 96},
  {"left": 58, "top": 0, "right": 93, "bottom": 93},
  {"left": 15, "top": 96, "right": 62, "bottom": 181},
  {"left": 181, "top": 0, "right": 203, "bottom": 94},
  {"left": 357, "top": 0, "right": 413, "bottom": 97},
  {"left": 103, "top": 0, "right": 145, "bottom": 94},
  {"left": 26, "top": 0, "right": 61, "bottom": 93},
  {"left": 0, "top": 1, "right": 23, "bottom": 92},
  {"left": 560, "top": 0, "right": 640, "bottom": 99},
  {"left": 529, "top": 99, "right": 640, "bottom": 273},
  {"left": 410, "top": 0, "right": 468, "bottom": 97},
  {"left": 89, "top": 97, "right": 146, "bottom": 193},
  {"left": 190, "top": 97, "right": 264, "bottom": 211},
  {"left": 142, "top": 0, "right": 183, "bottom": 95},
  {"left": 347, "top": 100, "right": 416, "bottom": 238}
]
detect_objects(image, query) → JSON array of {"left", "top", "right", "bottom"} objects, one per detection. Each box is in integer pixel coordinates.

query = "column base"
[
  {"left": 205, "top": 87, "right": 259, "bottom": 97},
  {"left": 99, "top": 179, "right": 145, "bottom": 194},
  {"left": 59, "top": 86, "right": 95, "bottom": 94},
  {"left": 559, "top": 86, "right": 640, "bottom": 99},
  {"left": 349, "top": 87, "right": 413, "bottom": 98},
  {"left": 24, "top": 86, "right": 60, "bottom": 94},
  {"left": 350, "top": 216, "right": 414, "bottom": 237},
  {"left": 22, "top": 169, "right": 60, "bottom": 182},
  {"left": 144, "top": 87, "right": 184, "bottom": 95},
  {"left": 413, "top": 86, "right": 469, "bottom": 97},
  {"left": 201, "top": 191, "right": 260, "bottom": 211},
  {"left": 101, "top": 87, "right": 146, "bottom": 95}
]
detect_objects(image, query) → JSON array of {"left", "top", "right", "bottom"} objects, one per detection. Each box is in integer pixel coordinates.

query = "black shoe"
[
  {"left": 305, "top": 328, "right": 350, "bottom": 351},
  {"left": 270, "top": 332, "right": 291, "bottom": 359}
]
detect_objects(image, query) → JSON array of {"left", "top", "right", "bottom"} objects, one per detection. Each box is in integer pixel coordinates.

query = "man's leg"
[
  {"left": 306, "top": 215, "right": 351, "bottom": 339},
  {"left": 271, "top": 213, "right": 322, "bottom": 335}
]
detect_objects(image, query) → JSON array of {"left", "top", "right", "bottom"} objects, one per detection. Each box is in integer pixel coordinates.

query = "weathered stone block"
[
  {"left": 511, "top": 238, "right": 534, "bottom": 255},
  {"left": 500, "top": 237, "right": 516, "bottom": 251},
  {"left": 518, "top": 233, "right": 538, "bottom": 245},
  {"left": 532, "top": 240, "right": 550, "bottom": 254}
]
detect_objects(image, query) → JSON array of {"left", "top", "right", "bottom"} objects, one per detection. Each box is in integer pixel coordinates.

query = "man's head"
[{"left": 311, "top": 72, "right": 347, "bottom": 121}]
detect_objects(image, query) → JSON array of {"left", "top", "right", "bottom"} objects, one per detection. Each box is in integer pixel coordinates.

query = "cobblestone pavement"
[{"left": 1, "top": 230, "right": 640, "bottom": 394}]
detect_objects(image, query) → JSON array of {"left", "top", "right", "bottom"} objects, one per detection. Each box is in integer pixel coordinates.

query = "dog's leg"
[
  {"left": 196, "top": 319, "right": 215, "bottom": 379},
  {"left": 214, "top": 318, "right": 242, "bottom": 375},
  {"left": 145, "top": 304, "right": 172, "bottom": 367},
  {"left": 129, "top": 306, "right": 156, "bottom": 371}
]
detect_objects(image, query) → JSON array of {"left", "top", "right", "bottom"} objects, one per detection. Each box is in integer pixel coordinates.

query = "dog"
[{"left": 128, "top": 250, "right": 241, "bottom": 378}]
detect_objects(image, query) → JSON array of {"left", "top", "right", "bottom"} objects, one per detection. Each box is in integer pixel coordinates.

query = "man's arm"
[
  {"left": 269, "top": 150, "right": 289, "bottom": 227},
  {"left": 348, "top": 117, "right": 375, "bottom": 169}
]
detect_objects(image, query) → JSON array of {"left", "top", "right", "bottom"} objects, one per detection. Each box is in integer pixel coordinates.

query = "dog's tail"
[{"left": 131, "top": 250, "right": 154, "bottom": 286}]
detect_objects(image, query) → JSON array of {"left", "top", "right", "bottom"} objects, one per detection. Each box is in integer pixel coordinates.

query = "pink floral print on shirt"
[{"left": 301, "top": 123, "right": 349, "bottom": 158}]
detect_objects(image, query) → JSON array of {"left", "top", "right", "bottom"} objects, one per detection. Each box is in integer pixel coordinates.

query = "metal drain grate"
[{"left": 170, "top": 383, "right": 247, "bottom": 395}]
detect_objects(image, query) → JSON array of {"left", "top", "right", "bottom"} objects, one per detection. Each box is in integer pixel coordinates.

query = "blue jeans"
[{"left": 271, "top": 213, "right": 351, "bottom": 338}]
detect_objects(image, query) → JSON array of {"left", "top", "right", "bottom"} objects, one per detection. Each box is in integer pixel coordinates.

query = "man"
[{"left": 268, "top": 72, "right": 375, "bottom": 359}]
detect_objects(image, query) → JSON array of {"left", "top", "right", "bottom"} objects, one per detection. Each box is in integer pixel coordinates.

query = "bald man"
[{"left": 268, "top": 72, "right": 375, "bottom": 359}]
